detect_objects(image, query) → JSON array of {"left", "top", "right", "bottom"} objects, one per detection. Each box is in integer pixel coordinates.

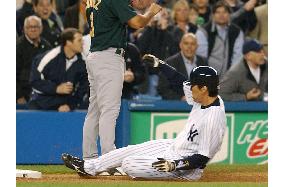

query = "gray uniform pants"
[{"left": 83, "top": 48, "right": 125, "bottom": 159}]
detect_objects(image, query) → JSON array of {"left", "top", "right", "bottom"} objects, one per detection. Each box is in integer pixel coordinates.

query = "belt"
[{"left": 115, "top": 48, "right": 125, "bottom": 57}]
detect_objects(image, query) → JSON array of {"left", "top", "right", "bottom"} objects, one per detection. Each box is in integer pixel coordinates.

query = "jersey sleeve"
[
  {"left": 197, "top": 110, "right": 225, "bottom": 158},
  {"left": 111, "top": 0, "right": 137, "bottom": 24},
  {"left": 183, "top": 81, "right": 194, "bottom": 105}
]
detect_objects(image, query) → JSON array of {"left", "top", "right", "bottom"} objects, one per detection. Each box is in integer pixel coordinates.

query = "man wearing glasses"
[{"left": 16, "top": 15, "right": 52, "bottom": 104}]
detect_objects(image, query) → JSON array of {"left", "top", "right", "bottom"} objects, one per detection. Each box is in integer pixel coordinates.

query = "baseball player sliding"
[{"left": 62, "top": 54, "right": 226, "bottom": 180}]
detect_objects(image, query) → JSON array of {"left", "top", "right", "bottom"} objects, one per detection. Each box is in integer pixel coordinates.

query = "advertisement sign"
[{"left": 130, "top": 112, "right": 267, "bottom": 164}]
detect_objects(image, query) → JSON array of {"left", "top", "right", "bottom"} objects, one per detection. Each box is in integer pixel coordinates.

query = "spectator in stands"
[
  {"left": 158, "top": 0, "right": 179, "bottom": 9},
  {"left": 225, "top": 0, "right": 257, "bottom": 34},
  {"left": 54, "top": 0, "right": 78, "bottom": 19},
  {"left": 29, "top": 28, "right": 88, "bottom": 111},
  {"left": 17, "top": 15, "right": 52, "bottom": 104},
  {"left": 16, "top": 0, "right": 34, "bottom": 36},
  {"left": 137, "top": 8, "right": 179, "bottom": 96},
  {"left": 33, "top": 0, "right": 64, "bottom": 47},
  {"left": 17, "top": 0, "right": 25, "bottom": 10},
  {"left": 195, "top": 1, "right": 244, "bottom": 79},
  {"left": 170, "top": 0, "right": 198, "bottom": 46},
  {"left": 122, "top": 43, "right": 146, "bottom": 99},
  {"left": 158, "top": 33, "right": 207, "bottom": 100},
  {"left": 219, "top": 39, "right": 268, "bottom": 101},
  {"left": 63, "top": 0, "right": 89, "bottom": 34},
  {"left": 16, "top": 0, "right": 64, "bottom": 41},
  {"left": 192, "top": 0, "right": 212, "bottom": 25},
  {"left": 138, "top": 8, "right": 178, "bottom": 61},
  {"left": 248, "top": 3, "right": 268, "bottom": 56},
  {"left": 188, "top": 3, "right": 200, "bottom": 26}
]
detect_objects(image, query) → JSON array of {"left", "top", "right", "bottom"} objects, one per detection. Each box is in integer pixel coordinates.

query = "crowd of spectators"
[{"left": 16, "top": 0, "right": 268, "bottom": 111}]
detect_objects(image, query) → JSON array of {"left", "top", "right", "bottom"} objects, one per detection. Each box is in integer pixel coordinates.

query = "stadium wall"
[{"left": 16, "top": 100, "right": 267, "bottom": 164}]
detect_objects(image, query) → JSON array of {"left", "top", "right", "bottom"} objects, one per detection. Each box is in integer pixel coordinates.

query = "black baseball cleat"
[
  {"left": 61, "top": 153, "right": 92, "bottom": 177},
  {"left": 142, "top": 54, "right": 165, "bottom": 68}
]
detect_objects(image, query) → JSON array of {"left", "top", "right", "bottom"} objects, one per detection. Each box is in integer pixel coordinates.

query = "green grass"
[
  {"left": 16, "top": 182, "right": 268, "bottom": 187},
  {"left": 16, "top": 164, "right": 268, "bottom": 174},
  {"left": 17, "top": 165, "right": 73, "bottom": 174}
]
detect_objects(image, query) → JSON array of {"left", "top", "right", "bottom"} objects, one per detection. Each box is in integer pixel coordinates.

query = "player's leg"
[
  {"left": 95, "top": 49, "right": 125, "bottom": 154},
  {"left": 84, "top": 139, "right": 173, "bottom": 175},
  {"left": 121, "top": 156, "right": 180, "bottom": 179},
  {"left": 82, "top": 54, "right": 100, "bottom": 160}
]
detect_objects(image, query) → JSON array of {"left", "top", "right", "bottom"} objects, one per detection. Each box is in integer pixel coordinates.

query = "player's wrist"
[
  {"left": 173, "top": 159, "right": 190, "bottom": 171},
  {"left": 145, "top": 11, "right": 156, "bottom": 20}
]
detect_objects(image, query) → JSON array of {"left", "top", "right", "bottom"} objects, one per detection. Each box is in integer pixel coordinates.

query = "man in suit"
[
  {"left": 17, "top": 15, "right": 52, "bottom": 104},
  {"left": 158, "top": 33, "right": 207, "bottom": 100},
  {"left": 219, "top": 39, "right": 268, "bottom": 101}
]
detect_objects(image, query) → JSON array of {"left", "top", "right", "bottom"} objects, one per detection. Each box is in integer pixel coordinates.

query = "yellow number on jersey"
[
  {"left": 86, "top": 0, "right": 101, "bottom": 37},
  {"left": 86, "top": 0, "right": 101, "bottom": 10},
  {"left": 89, "top": 12, "right": 95, "bottom": 37}
]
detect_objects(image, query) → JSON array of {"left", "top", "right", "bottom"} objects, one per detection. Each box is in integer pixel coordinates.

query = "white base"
[{"left": 16, "top": 169, "right": 42, "bottom": 179}]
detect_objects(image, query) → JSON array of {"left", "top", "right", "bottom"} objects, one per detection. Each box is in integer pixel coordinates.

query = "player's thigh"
[
  {"left": 121, "top": 156, "right": 178, "bottom": 179},
  {"left": 96, "top": 55, "right": 124, "bottom": 109}
]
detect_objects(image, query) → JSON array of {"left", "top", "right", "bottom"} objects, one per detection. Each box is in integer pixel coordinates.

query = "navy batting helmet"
[{"left": 189, "top": 66, "right": 219, "bottom": 96}]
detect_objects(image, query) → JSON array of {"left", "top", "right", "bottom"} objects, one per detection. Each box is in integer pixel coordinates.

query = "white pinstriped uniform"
[{"left": 84, "top": 82, "right": 227, "bottom": 180}]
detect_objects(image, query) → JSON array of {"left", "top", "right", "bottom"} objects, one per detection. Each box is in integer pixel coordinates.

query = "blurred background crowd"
[{"left": 16, "top": 0, "right": 268, "bottom": 111}]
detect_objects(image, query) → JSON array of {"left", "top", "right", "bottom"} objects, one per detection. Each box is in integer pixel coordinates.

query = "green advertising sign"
[
  {"left": 130, "top": 112, "right": 267, "bottom": 164},
  {"left": 233, "top": 113, "right": 268, "bottom": 164}
]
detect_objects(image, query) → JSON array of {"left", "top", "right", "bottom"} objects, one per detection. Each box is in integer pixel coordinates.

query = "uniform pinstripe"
[{"left": 84, "top": 82, "right": 226, "bottom": 180}]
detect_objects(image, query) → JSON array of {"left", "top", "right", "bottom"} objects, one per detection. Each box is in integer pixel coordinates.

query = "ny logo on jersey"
[{"left": 187, "top": 124, "right": 199, "bottom": 142}]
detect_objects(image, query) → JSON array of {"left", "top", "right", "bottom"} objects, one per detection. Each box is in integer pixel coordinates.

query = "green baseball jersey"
[{"left": 86, "top": 0, "right": 137, "bottom": 52}]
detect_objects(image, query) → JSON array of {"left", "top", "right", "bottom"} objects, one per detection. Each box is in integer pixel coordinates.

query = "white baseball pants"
[
  {"left": 83, "top": 48, "right": 125, "bottom": 159},
  {"left": 84, "top": 139, "right": 203, "bottom": 180}
]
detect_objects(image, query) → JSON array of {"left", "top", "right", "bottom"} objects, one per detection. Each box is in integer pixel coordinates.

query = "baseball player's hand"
[
  {"left": 56, "top": 82, "right": 73, "bottom": 94},
  {"left": 142, "top": 54, "right": 162, "bottom": 68},
  {"left": 246, "top": 88, "right": 261, "bottom": 100},
  {"left": 124, "top": 69, "right": 135, "bottom": 83},
  {"left": 58, "top": 104, "right": 71, "bottom": 112},
  {"left": 152, "top": 158, "right": 176, "bottom": 172}
]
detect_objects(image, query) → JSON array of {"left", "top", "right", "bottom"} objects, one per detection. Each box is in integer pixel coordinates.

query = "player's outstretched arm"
[
  {"left": 142, "top": 54, "right": 187, "bottom": 94},
  {"left": 183, "top": 81, "right": 194, "bottom": 105},
  {"left": 152, "top": 154, "right": 209, "bottom": 172},
  {"left": 128, "top": 3, "right": 162, "bottom": 29}
]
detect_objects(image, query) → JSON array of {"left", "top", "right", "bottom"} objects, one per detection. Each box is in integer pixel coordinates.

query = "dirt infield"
[
  {"left": 17, "top": 169, "right": 267, "bottom": 183},
  {"left": 16, "top": 164, "right": 268, "bottom": 187}
]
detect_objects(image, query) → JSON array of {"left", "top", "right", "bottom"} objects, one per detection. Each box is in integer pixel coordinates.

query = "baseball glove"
[
  {"left": 142, "top": 54, "right": 165, "bottom": 68},
  {"left": 152, "top": 158, "right": 176, "bottom": 172}
]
